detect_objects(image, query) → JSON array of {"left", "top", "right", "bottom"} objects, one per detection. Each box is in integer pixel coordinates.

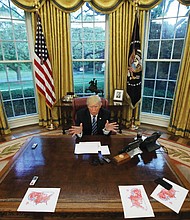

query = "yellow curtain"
[
  {"left": 0, "top": 93, "right": 11, "bottom": 135},
  {"left": 108, "top": 2, "right": 146, "bottom": 128},
  {"left": 17, "top": 0, "right": 190, "bottom": 12},
  {"left": 11, "top": 0, "right": 125, "bottom": 12},
  {"left": 31, "top": 1, "right": 73, "bottom": 127},
  {"left": 168, "top": 25, "right": 190, "bottom": 138}
]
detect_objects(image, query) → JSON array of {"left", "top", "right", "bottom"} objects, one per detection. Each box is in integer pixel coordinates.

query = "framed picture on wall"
[{"left": 113, "top": 89, "right": 124, "bottom": 101}]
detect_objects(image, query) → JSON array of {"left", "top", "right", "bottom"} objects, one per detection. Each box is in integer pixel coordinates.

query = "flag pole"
[
  {"left": 129, "top": 0, "right": 140, "bottom": 130},
  {"left": 46, "top": 108, "right": 55, "bottom": 130},
  {"left": 33, "top": 0, "right": 56, "bottom": 130}
]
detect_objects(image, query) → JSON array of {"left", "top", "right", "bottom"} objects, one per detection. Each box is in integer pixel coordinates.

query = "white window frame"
[
  {"left": 140, "top": 3, "right": 189, "bottom": 127},
  {"left": 71, "top": 4, "right": 108, "bottom": 97},
  {"left": 7, "top": 12, "right": 38, "bottom": 128}
]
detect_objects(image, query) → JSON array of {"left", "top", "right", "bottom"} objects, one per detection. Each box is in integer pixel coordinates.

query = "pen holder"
[{"left": 113, "top": 153, "right": 131, "bottom": 165}]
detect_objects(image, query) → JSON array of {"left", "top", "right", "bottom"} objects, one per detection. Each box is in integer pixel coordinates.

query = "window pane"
[
  {"left": 25, "top": 98, "right": 36, "bottom": 114},
  {"left": 172, "top": 40, "right": 184, "bottom": 59},
  {"left": 7, "top": 63, "right": 21, "bottom": 81},
  {"left": 84, "top": 42, "right": 94, "bottom": 59},
  {"left": 70, "top": 9, "right": 82, "bottom": 22},
  {"left": 0, "top": 43, "right": 2, "bottom": 60},
  {"left": 164, "top": 0, "right": 179, "bottom": 17},
  {"left": 164, "top": 100, "right": 172, "bottom": 116},
  {"left": 14, "top": 21, "right": 27, "bottom": 40},
  {"left": 72, "top": 42, "right": 82, "bottom": 59},
  {"left": 175, "top": 17, "right": 188, "bottom": 38},
  {"left": 150, "top": 2, "right": 164, "bottom": 19},
  {"left": 0, "top": 63, "right": 7, "bottom": 79},
  {"left": 94, "top": 13, "right": 105, "bottom": 22},
  {"left": 84, "top": 23, "right": 94, "bottom": 40},
  {"left": 95, "top": 61, "right": 105, "bottom": 74},
  {"left": 4, "top": 101, "right": 13, "bottom": 117},
  {"left": 145, "top": 62, "right": 157, "bottom": 78},
  {"left": 147, "top": 41, "right": 159, "bottom": 59},
  {"left": 71, "top": 24, "right": 82, "bottom": 40},
  {"left": 95, "top": 42, "right": 104, "bottom": 59},
  {"left": 20, "top": 63, "right": 33, "bottom": 80},
  {"left": 167, "top": 81, "right": 176, "bottom": 98},
  {"left": 95, "top": 24, "right": 105, "bottom": 40},
  {"left": 149, "top": 20, "right": 161, "bottom": 39},
  {"left": 178, "top": 4, "right": 189, "bottom": 16},
  {"left": 155, "top": 81, "right": 167, "bottom": 97},
  {"left": 83, "top": 4, "right": 93, "bottom": 21},
  {"left": 0, "top": 0, "right": 11, "bottom": 19},
  {"left": 0, "top": 20, "right": 13, "bottom": 40},
  {"left": 152, "top": 98, "right": 164, "bottom": 114},
  {"left": 17, "top": 42, "right": 30, "bottom": 60},
  {"left": 162, "top": 19, "right": 176, "bottom": 39},
  {"left": 11, "top": 86, "right": 23, "bottom": 99},
  {"left": 0, "top": 87, "right": 11, "bottom": 100},
  {"left": 2, "top": 42, "right": 17, "bottom": 60},
  {"left": 170, "top": 62, "right": 179, "bottom": 80},
  {"left": 23, "top": 86, "right": 35, "bottom": 97},
  {"left": 10, "top": 1, "right": 25, "bottom": 19},
  {"left": 143, "top": 80, "right": 154, "bottom": 96},
  {"left": 159, "top": 40, "right": 172, "bottom": 59},
  {"left": 13, "top": 99, "right": 25, "bottom": 116},
  {"left": 157, "top": 62, "right": 169, "bottom": 79},
  {"left": 142, "top": 97, "right": 152, "bottom": 113}
]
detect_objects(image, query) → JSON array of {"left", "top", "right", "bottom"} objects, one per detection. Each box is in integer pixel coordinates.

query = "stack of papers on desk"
[{"left": 74, "top": 141, "right": 110, "bottom": 155}]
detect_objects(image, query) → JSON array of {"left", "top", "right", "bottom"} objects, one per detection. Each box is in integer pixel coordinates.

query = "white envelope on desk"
[{"left": 74, "top": 141, "right": 110, "bottom": 155}]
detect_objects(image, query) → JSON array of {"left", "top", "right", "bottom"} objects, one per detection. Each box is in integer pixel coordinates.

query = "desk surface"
[{"left": 0, "top": 135, "right": 190, "bottom": 219}]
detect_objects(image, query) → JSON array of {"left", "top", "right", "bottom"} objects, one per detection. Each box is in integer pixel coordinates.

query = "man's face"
[{"left": 88, "top": 102, "right": 101, "bottom": 116}]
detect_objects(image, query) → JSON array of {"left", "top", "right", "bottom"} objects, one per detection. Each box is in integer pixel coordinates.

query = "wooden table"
[
  {"left": 0, "top": 135, "right": 190, "bottom": 219},
  {"left": 55, "top": 99, "right": 128, "bottom": 134}
]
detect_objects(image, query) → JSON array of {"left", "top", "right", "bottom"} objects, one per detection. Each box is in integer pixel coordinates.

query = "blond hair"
[{"left": 86, "top": 95, "right": 102, "bottom": 106}]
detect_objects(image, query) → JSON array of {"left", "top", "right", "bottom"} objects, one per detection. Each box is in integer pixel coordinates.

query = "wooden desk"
[
  {"left": 0, "top": 135, "right": 190, "bottom": 219},
  {"left": 55, "top": 99, "right": 128, "bottom": 134}
]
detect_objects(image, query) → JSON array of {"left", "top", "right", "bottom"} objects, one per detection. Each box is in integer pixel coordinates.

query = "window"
[
  {"left": 71, "top": 2, "right": 106, "bottom": 97},
  {"left": 142, "top": 0, "right": 189, "bottom": 121},
  {"left": 0, "top": 0, "right": 37, "bottom": 120}
]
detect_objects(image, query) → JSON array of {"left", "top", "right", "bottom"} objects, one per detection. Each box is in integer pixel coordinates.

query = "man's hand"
[
  {"left": 69, "top": 123, "right": 83, "bottom": 136},
  {"left": 104, "top": 120, "right": 119, "bottom": 133}
]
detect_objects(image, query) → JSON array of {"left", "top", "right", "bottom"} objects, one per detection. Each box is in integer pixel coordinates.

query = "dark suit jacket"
[{"left": 75, "top": 107, "right": 111, "bottom": 135}]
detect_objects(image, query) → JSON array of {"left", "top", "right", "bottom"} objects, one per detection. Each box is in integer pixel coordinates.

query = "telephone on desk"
[
  {"left": 113, "top": 139, "right": 142, "bottom": 165},
  {"left": 113, "top": 131, "right": 162, "bottom": 165},
  {"left": 62, "top": 92, "right": 75, "bottom": 103}
]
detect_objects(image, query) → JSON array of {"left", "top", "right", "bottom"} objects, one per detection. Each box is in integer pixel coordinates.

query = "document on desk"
[
  {"left": 119, "top": 185, "right": 154, "bottom": 219},
  {"left": 17, "top": 188, "right": 60, "bottom": 212},
  {"left": 74, "top": 141, "right": 110, "bottom": 155},
  {"left": 151, "top": 178, "right": 189, "bottom": 213}
]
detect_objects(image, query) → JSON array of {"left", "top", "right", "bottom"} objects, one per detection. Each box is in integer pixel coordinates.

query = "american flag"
[
  {"left": 34, "top": 15, "right": 56, "bottom": 109},
  {"left": 126, "top": 13, "right": 142, "bottom": 109}
]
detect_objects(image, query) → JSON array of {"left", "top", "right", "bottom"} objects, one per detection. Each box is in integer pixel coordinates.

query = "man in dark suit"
[{"left": 69, "top": 95, "right": 118, "bottom": 137}]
